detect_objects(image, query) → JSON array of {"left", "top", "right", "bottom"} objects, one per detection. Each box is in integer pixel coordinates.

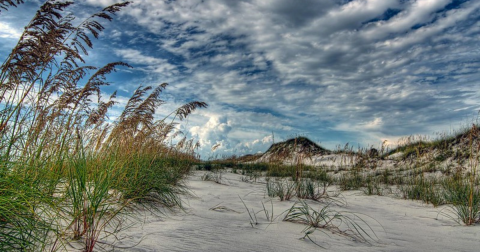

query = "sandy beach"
[{"left": 113, "top": 171, "right": 480, "bottom": 252}]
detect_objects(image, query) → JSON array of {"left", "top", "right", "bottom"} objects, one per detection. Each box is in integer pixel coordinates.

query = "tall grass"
[
  {"left": 0, "top": 1, "right": 206, "bottom": 250},
  {"left": 0, "top": 174, "right": 53, "bottom": 251},
  {"left": 439, "top": 125, "right": 480, "bottom": 225}
]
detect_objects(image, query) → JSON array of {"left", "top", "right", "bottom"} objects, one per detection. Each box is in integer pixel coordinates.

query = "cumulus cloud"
[{"left": 189, "top": 114, "right": 232, "bottom": 148}]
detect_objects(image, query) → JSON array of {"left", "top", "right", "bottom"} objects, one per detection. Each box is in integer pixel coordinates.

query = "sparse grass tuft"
[
  {"left": 284, "top": 200, "right": 378, "bottom": 244},
  {"left": 202, "top": 170, "right": 223, "bottom": 184}
]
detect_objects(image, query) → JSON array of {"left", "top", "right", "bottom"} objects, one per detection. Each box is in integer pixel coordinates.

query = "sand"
[{"left": 113, "top": 171, "right": 479, "bottom": 252}]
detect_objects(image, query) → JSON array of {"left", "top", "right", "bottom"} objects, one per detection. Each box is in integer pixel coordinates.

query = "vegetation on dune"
[
  {"left": 208, "top": 127, "right": 480, "bottom": 226},
  {"left": 384, "top": 126, "right": 479, "bottom": 161},
  {"left": 0, "top": 1, "right": 206, "bottom": 251},
  {"left": 265, "top": 136, "right": 330, "bottom": 157},
  {"left": 199, "top": 129, "right": 479, "bottom": 247}
]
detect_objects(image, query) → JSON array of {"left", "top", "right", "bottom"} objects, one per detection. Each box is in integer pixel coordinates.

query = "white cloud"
[
  {"left": 365, "top": 117, "right": 383, "bottom": 130},
  {"left": 0, "top": 22, "right": 21, "bottom": 39},
  {"left": 189, "top": 114, "right": 232, "bottom": 147},
  {"left": 114, "top": 49, "right": 179, "bottom": 76},
  {"left": 362, "top": 0, "right": 451, "bottom": 40},
  {"left": 84, "top": 0, "right": 121, "bottom": 7},
  {"left": 115, "top": 49, "right": 164, "bottom": 65}
]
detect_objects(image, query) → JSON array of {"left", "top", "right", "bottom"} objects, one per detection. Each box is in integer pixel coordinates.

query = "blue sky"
[{"left": 1, "top": 0, "right": 480, "bottom": 158}]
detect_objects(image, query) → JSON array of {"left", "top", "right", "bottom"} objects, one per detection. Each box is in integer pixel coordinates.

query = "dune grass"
[
  {"left": 266, "top": 178, "right": 296, "bottom": 201},
  {"left": 0, "top": 1, "right": 206, "bottom": 250},
  {"left": 440, "top": 177, "right": 480, "bottom": 225}
]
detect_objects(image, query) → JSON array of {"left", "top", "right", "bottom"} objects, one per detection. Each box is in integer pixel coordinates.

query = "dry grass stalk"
[{"left": 0, "top": 1, "right": 207, "bottom": 250}]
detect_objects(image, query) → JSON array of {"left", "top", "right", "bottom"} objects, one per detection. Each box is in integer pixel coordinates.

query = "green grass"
[
  {"left": 266, "top": 178, "right": 296, "bottom": 201},
  {"left": 398, "top": 176, "right": 445, "bottom": 207},
  {"left": 337, "top": 169, "right": 367, "bottom": 191},
  {"left": 363, "top": 176, "right": 385, "bottom": 196},
  {"left": 441, "top": 177, "right": 480, "bottom": 225},
  {"left": 296, "top": 179, "right": 327, "bottom": 201},
  {"left": 0, "top": 175, "right": 53, "bottom": 251}
]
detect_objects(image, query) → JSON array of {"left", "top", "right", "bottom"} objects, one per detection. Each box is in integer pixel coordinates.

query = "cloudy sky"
[{"left": 1, "top": 0, "right": 480, "bottom": 158}]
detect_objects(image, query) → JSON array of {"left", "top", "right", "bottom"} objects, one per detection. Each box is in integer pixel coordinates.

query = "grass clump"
[
  {"left": 440, "top": 178, "right": 480, "bottom": 225},
  {"left": 266, "top": 178, "right": 296, "bottom": 201},
  {"left": 337, "top": 169, "right": 367, "bottom": 191},
  {"left": 439, "top": 124, "right": 480, "bottom": 225},
  {"left": 398, "top": 176, "right": 445, "bottom": 207},
  {"left": 363, "top": 176, "right": 385, "bottom": 196},
  {"left": 296, "top": 179, "right": 328, "bottom": 201}
]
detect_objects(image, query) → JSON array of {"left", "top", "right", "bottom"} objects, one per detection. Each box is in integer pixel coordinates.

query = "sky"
[{"left": 1, "top": 0, "right": 480, "bottom": 158}]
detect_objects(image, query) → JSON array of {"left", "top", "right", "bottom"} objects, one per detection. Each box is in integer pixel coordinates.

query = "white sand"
[{"left": 114, "top": 171, "right": 480, "bottom": 252}]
